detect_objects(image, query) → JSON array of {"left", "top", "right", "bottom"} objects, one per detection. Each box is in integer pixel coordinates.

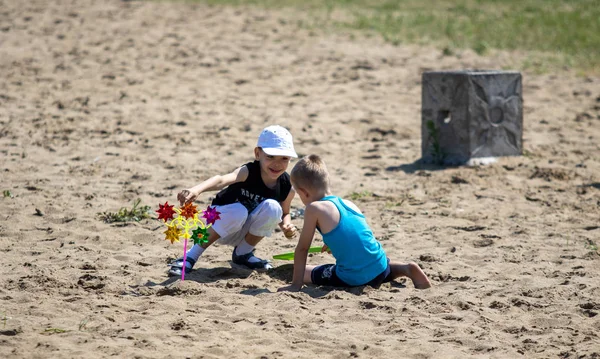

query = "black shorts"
[{"left": 311, "top": 259, "right": 392, "bottom": 289}]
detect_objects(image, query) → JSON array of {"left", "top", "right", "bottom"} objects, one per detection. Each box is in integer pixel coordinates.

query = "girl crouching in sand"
[{"left": 169, "top": 125, "right": 298, "bottom": 276}]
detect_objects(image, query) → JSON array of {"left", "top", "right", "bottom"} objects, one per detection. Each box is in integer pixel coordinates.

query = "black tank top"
[{"left": 211, "top": 161, "right": 292, "bottom": 213}]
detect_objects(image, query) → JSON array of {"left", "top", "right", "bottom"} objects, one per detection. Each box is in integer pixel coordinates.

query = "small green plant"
[
  {"left": 442, "top": 46, "right": 455, "bottom": 56},
  {"left": 79, "top": 317, "right": 90, "bottom": 331},
  {"left": 43, "top": 328, "right": 69, "bottom": 334},
  {"left": 350, "top": 191, "right": 372, "bottom": 200},
  {"left": 426, "top": 120, "right": 445, "bottom": 164},
  {"left": 97, "top": 198, "right": 152, "bottom": 223},
  {"left": 2, "top": 312, "right": 8, "bottom": 328},
  {"left": 584, "top": 239, "right": 598, "bottom": 252},
  {"left": 473, "top": 40, "right": 489, "bottom": 55},
  {"left": 384, "top": 200, "right": 405, "bottom": 208},
  {"left": 522, "top": 149, "right": 536, "bottom": 158},
  {"left": 3, "top": 190, "right": 12, "bottom": 198}
]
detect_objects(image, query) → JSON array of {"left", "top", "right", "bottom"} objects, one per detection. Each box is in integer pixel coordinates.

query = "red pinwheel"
[
  {"left": 202, "top": 206, "right": 221, "bottom": 225},
  {"left": 156, "top": 202, "right": 176, "bottom": 222}
]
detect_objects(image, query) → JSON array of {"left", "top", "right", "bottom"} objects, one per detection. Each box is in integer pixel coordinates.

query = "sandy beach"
[{"left": 1, "top": 0, "right": 599, "bottom": 358}]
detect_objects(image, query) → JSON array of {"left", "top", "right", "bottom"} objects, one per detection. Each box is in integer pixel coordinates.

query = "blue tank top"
[{"left": 318, "top": 196, "right": 388, "bottom": 286}]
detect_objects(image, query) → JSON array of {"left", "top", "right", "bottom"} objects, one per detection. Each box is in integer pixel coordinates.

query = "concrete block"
[{"left": 421, "top": 70, "right": 523, "bottom": 165}]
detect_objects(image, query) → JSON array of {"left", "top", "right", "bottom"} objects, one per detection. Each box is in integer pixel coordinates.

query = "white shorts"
[{"left": 211, "top": 199, "right": 283, "bottom": 247}]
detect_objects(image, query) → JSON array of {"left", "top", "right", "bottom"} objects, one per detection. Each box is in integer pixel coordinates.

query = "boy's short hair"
[{"left": 290, "top": 154, "right": 330, "bottom": 191}]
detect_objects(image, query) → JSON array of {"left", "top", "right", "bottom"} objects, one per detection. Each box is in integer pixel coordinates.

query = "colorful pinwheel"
[
  {"left": 191, "top": 226, "right": 210, "bottom": 245},
  {"left": 164, "top": 224, "right": 183, "bottom": 244},
  {"left": 202, "top": 206, "right": 221, "bottom": 225},
  {"left": 156, "top": 202, "right": 176, "bottom": 222},
  {"left": 156, "top": 202, "right": 221, "bottom": 280},
  {"left": 180, "top": 202, "right": 198, "bottom": 220}
]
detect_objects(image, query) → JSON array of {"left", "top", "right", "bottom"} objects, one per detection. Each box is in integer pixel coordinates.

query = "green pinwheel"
[{"left": 191, "top": 226, "right": 210, "bottom": 245}]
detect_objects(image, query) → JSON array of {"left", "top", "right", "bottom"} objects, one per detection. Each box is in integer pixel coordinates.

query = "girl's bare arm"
[{"left": 178, "top": 165, "right": 249, "bottom": 205}]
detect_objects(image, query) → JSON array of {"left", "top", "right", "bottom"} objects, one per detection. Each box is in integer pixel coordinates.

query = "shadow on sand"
[
  {"left": 132, "top": 263, "right": 409, "bottom": 298},
  {"left": 263, "top": 264, "right": 408, "bottom": 298},
  {"left": 386, "top": 159, "right": 456, "bottom": 174}
]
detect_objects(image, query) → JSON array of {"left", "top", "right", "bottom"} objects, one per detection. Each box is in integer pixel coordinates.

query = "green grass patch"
[
  {"left": 173, "top": 0, "right": 600, "bottom": 73},
  {"left": 426, "top": 120, "right": 445, "bottom": 165},
  {"left": 79, "top": 317, "right": 91, "bottom": 331},
  {"left": 349, "top": 190, "right": 373, "bottom": 200},
  {"left": 584, "top": 239, "right": 598, "bottom": 252},
  {"left": 1, "top": 312, "right": 9, "bottom": 328},
  {"left": 97, "top": 198, "right": 152, "bottom": 223}
]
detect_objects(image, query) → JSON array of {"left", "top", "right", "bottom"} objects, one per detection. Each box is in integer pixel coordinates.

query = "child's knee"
[
  {"left": 212, "top": 203, "right": 248, "bottom": 236},
  {"left": 247, "top": 200, "right": 283, "bottom": 237},
  {"left": 258, "top": 199, "right": 283, "bottom": 221}
]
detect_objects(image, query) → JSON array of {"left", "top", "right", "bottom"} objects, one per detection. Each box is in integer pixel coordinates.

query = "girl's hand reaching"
[
  {"left": 280, "top": 223, "right": 297, "bottom": 239},
  {"left": 177, "top": 189, "right": 197, "bottom": 206}
]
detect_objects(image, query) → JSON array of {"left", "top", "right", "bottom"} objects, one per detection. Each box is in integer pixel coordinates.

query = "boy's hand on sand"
[
  {"left": 177, "top": 189, "right": 197, "bottom": 206},
  {"left": 277, "top": 284, "right": 301, "bottom": 293},
  {"left": 281, "top": 223, "right": 297, "bottom": 239}
]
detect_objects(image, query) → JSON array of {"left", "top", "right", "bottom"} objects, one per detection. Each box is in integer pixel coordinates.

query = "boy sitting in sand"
[{"left": 278, "top": 154, "right": 431, "bottom": 292}]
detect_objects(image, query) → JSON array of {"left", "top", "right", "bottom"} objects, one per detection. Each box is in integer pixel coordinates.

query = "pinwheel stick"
[{"left": 181, "top": 238, "right": 188, "bottom": 281}]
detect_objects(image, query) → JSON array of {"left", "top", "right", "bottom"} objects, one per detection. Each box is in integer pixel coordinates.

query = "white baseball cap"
[{"left": 257, "top": 125, "right": 297, "bottom": 158}]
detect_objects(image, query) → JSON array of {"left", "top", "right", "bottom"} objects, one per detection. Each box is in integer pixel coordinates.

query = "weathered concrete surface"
[{"left": 421, "top": 70, "right": 523, "bottom": 165}]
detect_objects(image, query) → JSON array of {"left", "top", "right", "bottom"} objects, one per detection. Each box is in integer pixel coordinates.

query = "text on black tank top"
[{"left": 211, "top": 161, "right": 291, "bottom": 213}]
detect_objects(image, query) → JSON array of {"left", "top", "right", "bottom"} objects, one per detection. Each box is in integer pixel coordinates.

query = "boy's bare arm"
[
  {"left": 178, "top": 166, "right": 249, "bottom": 205},
  {"left": 278, "top": 204, "right": 319, "bottom": 292},
  {"left": 279, "top": 188, "right": 297, "bottom": 238}
]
